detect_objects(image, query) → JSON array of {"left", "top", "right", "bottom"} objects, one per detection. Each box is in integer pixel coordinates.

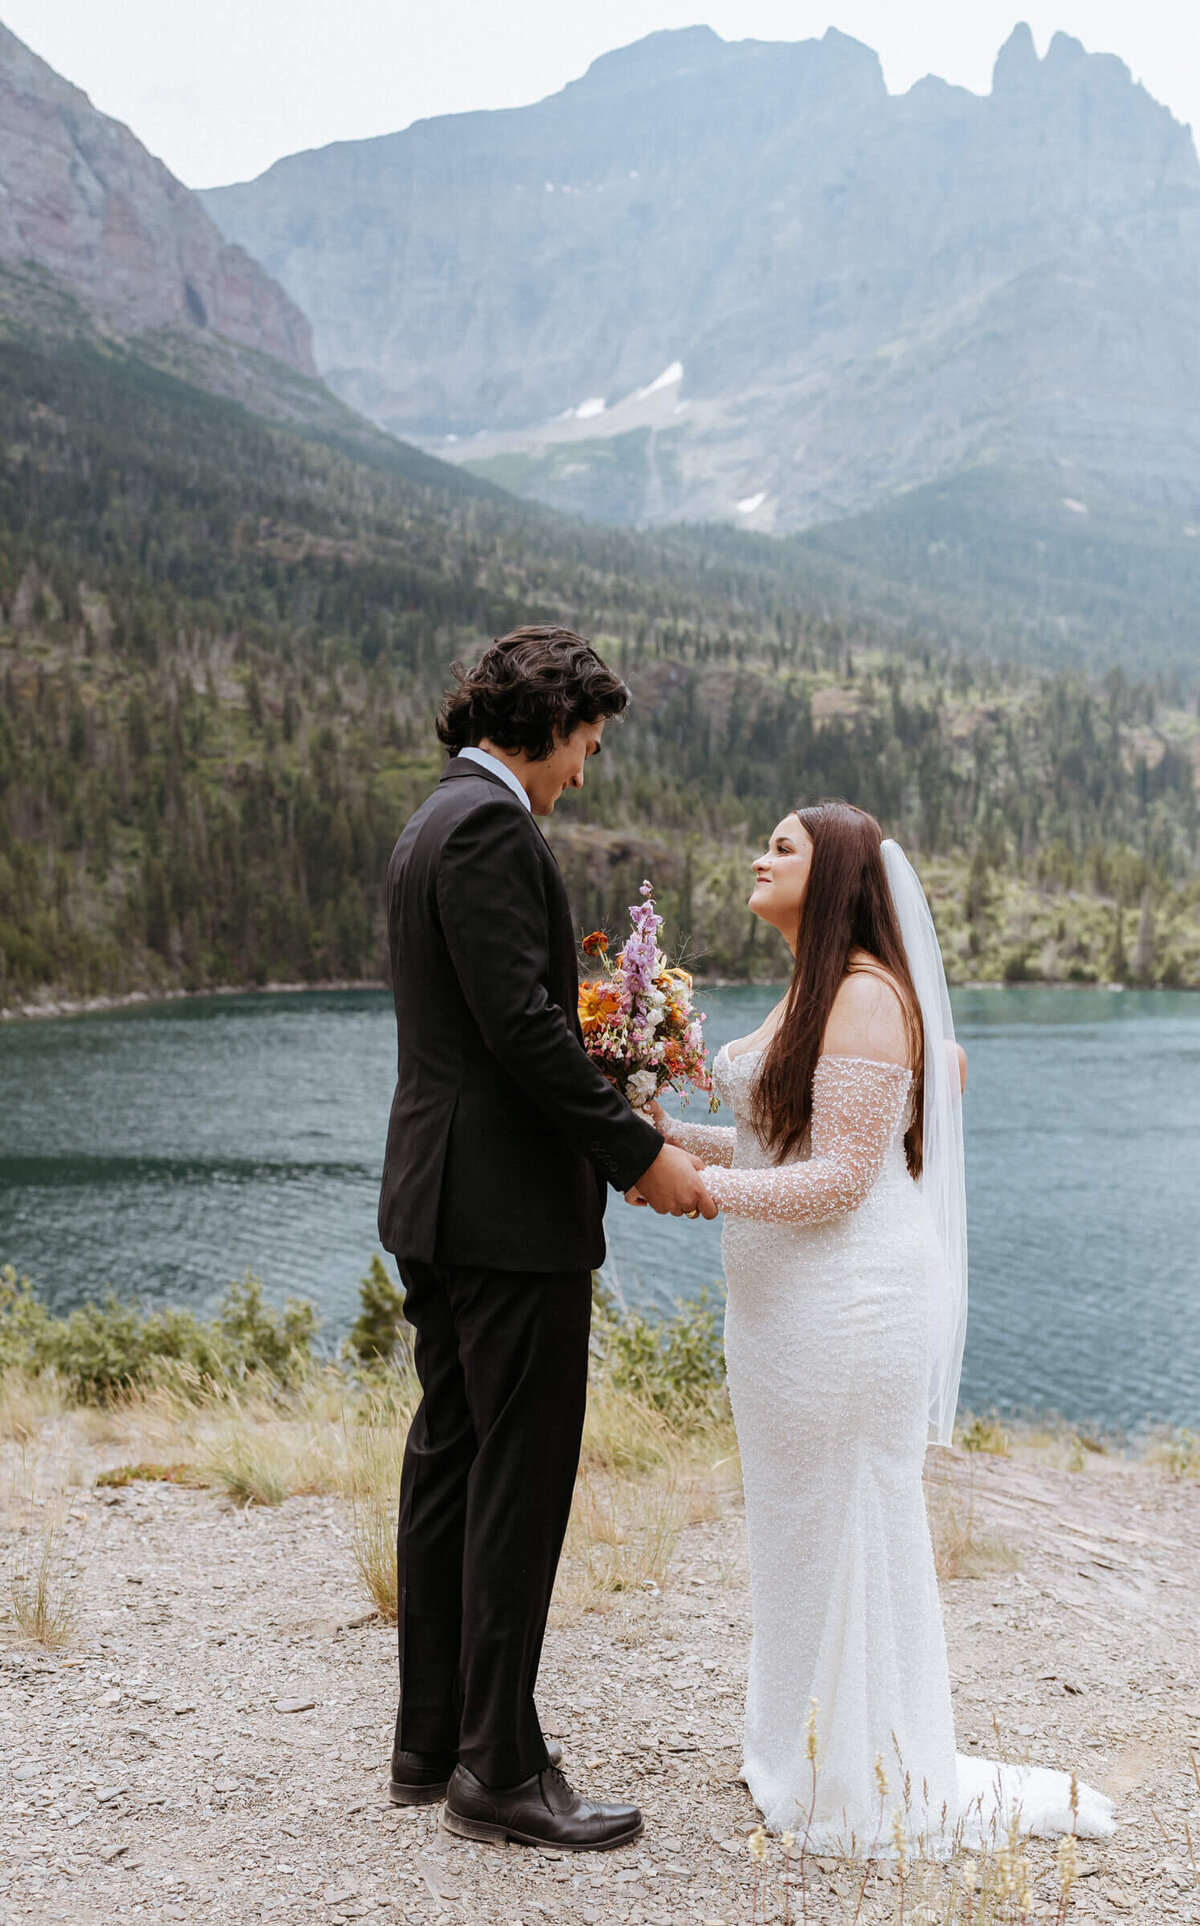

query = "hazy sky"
[{"left": 8, "top": 0, "right": 1199, "bottom": 189}]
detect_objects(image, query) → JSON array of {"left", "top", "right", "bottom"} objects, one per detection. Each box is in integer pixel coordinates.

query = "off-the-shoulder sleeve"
[
  {"left": 659, "top": 1113, "right": 736, "bottom": 1167},
  {"left": 702, "top": 1056, "right": 911, "bottom": 1222}
]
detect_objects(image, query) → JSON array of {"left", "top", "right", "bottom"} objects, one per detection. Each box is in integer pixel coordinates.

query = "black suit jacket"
[{"left": 377, "top": 758, "right": 663, "bottom": 1271}]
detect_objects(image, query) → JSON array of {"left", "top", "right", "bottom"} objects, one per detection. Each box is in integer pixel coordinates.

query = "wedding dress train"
[{"left": 665, "top": 1043, "right": 1115, "bottom": 1856}]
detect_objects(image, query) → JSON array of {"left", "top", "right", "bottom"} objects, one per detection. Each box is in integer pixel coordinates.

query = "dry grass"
[
  {"left": 551, "top": 1370, "right": 739, "bottom": 1621},
  {"left": 553, "top": 1468, "right": 688, "bottom": 1619},
  {"left": 58, "top": 1367, "right": 361, "bottom": 1507},
  {"left": 335, "top": 1364, "right": 729, "bottom": 1626},
  {"left": 743, "top": 1759, "right": 1086, "bottom": 1925},
  {"left": 926, "top": 1452, "right": 1020, "bottom": 1583},
  {"left": 0, "top": 1370, "right": 68, "bottom": 1445},
  {"left": 344, "top": 1370, "right": 421, "bottom": 1623},
  {"left": 201, "top": 1416, "right": 339, "bottom": 1506},
  {"left": 1143, "top": 1427, "right": 1200, "bottom": 1478},
  {"left": 980, "top": 1419, "right": 1115, "bottom": 1475},
  {"left": 579, "top": 1373, "right": 688, "bottom": 1475},
  {"left": 3, "top": 1484, "right": 90, "bottom": 1648}
]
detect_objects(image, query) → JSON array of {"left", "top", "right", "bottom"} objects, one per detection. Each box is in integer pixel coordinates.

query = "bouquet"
[{"left": 578, "top": 881, "right": 718, "bottom": 1113}]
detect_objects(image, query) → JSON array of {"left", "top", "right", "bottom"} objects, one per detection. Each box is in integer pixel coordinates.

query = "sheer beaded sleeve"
[
  {"left": 659, "top": 1113, "right": 736, "bottom": 1167},
  {"left": 703, "top": 1055, "right": 912, "bottom": 1222}
]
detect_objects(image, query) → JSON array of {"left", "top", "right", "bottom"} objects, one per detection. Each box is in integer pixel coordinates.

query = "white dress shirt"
[{"left": 458, "top": 745, "right": 532, "bottom": 811}]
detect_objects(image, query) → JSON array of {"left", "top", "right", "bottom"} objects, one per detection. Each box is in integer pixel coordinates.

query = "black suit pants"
[{"left": 393, "top": 1260, "right": 591, "bottom": 1787}]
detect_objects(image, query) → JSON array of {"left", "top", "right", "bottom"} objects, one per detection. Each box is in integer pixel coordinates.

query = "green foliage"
[
  {"left": 957, "top": 1412, "right": 1012, "bottom": 1456},
  {"left": 592, "top": 1278, "right": 727, "bottom": 1418},
  {"left": 1148, "top": 1428, "right": 1200, "bottom": 1477},
  {"left": 0, "top": 1263, "right": 318, "bottom": 1400},
  {"left": 212, "top": 1272, "right": 318, "bottom": 1384},
  {"left": 344, "top": 1254, "right": 409, "bottom": 1366}
]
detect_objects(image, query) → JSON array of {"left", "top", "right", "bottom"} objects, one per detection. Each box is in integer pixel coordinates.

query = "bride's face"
[{"left": 749, "top": 814, "right": 814, "bottom": 947}]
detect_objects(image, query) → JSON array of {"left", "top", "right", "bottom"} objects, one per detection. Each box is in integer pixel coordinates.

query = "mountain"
[
  {"left": 0, "top": 20, "right": 313, "bottom": 373},
  {"left": 0, "top": 17, "right": 507, "bottom": 503},
  {"left": 202, "top": 24, "right": 1200, "bottom": 536}
]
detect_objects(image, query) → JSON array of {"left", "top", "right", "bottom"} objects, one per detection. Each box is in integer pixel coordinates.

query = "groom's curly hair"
[{"left": 436, "top": 626, "right": 629, "bottom": 762}]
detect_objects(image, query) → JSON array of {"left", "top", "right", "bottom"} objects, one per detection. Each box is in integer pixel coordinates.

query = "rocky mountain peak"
[
  {"left": 571, "top": 25, "right": 725, "bottom": 93},
  {"left": 0, "top": 19, "right": 314, "bottom": 373},
  {"left": 992, "top": 22, "right": 1039, "bottom": 92},
  {"left": 202, "top": 24, "right": 1200, "bottom": 531}
]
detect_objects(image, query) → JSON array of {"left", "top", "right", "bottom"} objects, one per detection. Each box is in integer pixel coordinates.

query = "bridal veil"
[{"left": 881, "top": 840, "right": 968, "bottom": 1447}]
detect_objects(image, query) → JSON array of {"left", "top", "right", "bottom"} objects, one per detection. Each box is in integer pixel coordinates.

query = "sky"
[{"left": 7, "top": 0, "right": 1200, "bottom": 189}]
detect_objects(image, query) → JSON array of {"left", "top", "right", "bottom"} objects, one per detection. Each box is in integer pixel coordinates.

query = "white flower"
[{"left": 628, "top": 1069, "right": 658, "bottom": 1108}]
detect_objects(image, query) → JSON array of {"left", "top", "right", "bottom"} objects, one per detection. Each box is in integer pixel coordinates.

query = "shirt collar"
[{"left": 457, "top": 745, "right": 532, "bottom": 811}]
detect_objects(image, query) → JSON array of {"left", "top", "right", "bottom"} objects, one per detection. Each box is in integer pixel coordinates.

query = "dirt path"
[{"left": 3, "top": 1440, "right": 1200, "bottom": 1924}]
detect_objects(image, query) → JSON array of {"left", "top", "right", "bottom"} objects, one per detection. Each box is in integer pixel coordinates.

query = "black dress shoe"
[
  {"left": 389, "top": 1749, "right": 458, "bottom": 1806},
  {"left": 442, "top": 1763, "right": 642, "bottom": 1851},
  {"left": 389, "top": 1740, "right": 564, "bottom": 1806}
]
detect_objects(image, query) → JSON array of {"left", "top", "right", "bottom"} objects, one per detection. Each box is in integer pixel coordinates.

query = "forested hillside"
[{"left": 1, "top": 320, "right": 1198, "bottom": 1009}]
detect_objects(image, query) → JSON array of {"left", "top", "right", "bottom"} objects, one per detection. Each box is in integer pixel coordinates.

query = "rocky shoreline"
[
  {"left": 5, "top": 973, "right": 1193, "bottom": 1027},
  {"left": 0, "top": 980, "right": 386, "bottom": 1024},
  {"left": 3, "top": 1427, "right": 1199, "bottom": 1924}
]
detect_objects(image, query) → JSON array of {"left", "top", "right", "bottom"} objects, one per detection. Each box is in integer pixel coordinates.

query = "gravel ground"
[{"left": 3, "top": 1436, "right": 1200, "bottom": 1924}]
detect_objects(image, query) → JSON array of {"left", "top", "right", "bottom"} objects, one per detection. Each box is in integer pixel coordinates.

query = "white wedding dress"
[{"left": 665, "top": 1042, "right": 1115, "bottom": 1857}]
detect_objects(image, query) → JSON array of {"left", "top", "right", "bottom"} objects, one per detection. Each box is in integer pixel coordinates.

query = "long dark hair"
[
  {"left": 436, "top": 626, "right": 629, "bottom": 761},
  {"left": 750, "top": 800, "right": 925, "bottom": 1177}
]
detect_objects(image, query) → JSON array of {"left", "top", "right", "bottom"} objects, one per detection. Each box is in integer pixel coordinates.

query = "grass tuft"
[
  {"left": 1145, "top": 1427, "right": 1200, "bottom": 1477},
  {"left": 957, "top": 1412, "right": 1012, "bottom": 1457},
  {"left": 926, "top": 1454, "right": 1019, "bottom": 1583},
  {"left": 201, "top": 1397, "right": 344, "bottom": 1506},
  {"left": 5, "top": 1494, "right": 88, "bottom": 1648},
  {"left": 344, "top": 1368, "right": 421, "bottom": 1623}
]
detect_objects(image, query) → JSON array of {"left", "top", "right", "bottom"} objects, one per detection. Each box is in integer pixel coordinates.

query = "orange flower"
[
  {"left": 578, "top": 979, "right": 621, "bottom": 1034},
  {"left": 582, "top": 930, "right": 609, "bottom": 957}
]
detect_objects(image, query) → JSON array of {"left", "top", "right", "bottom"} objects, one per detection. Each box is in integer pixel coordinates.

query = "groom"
[{"left": 377, "top": 625, "right": 715, "bottom": 1850}]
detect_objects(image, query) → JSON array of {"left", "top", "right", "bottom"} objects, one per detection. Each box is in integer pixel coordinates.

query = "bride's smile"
[{"left": 748, "top": 813, "right": 813, "bottom": 947}]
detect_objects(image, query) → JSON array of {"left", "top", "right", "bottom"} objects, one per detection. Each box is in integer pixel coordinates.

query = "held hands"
[{"left": 626, "top": 1142, "right": 718, "bottom": 1219}]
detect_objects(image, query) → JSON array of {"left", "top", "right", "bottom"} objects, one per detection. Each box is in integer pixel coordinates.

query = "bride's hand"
[{"left": 644, "top": 1097, "right": 668, "bottom": 1131}]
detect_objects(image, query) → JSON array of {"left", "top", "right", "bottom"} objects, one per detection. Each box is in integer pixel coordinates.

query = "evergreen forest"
[{"left": 2, "top": 319, "right": 1198, "bottom": 1010}]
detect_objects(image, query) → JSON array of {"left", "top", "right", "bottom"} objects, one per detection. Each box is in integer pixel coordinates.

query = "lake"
[{"left": 1, "top": 986, "right": 1197, "bottom": 1434}]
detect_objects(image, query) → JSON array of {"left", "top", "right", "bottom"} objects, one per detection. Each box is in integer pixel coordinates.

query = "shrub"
[
  {"left": 957, "top": 1411, "right": 1011, "bottom": 1456},
  {"left": 212, "top": 1272, "right": 318, "bottom": 1384},
  {"left": 1147, "top": 1428, "right": 1200, "bottom": 1477},
  {"left": 344, "top": 1254, "right": 409, "bottom": 1366},
  {"left": 0, "top": 1264, "right": 318, "bottom": 1400},
  {"left": 591, "top": 1277, "right": 727, "bottom": 1420}
]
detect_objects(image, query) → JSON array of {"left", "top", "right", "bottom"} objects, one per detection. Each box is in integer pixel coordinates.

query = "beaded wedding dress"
[{"left": 664, "top": 1042, "right": 1115, "bottom": 1856}]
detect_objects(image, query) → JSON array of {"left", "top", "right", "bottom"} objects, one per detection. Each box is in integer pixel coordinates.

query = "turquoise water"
[{"left": 1, "top": 986, "right": 1197, "bottom": 1431}]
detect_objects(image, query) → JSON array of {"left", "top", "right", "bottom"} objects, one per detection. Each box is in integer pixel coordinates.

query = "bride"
[{"left": 647, "top": 800, "right": 1114, "bottom": 1856}]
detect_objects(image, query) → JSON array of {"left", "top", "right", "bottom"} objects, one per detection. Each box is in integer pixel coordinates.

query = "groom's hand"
[{"left": 632, "top": 1143, "right": 718, "bottom": 1218}]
